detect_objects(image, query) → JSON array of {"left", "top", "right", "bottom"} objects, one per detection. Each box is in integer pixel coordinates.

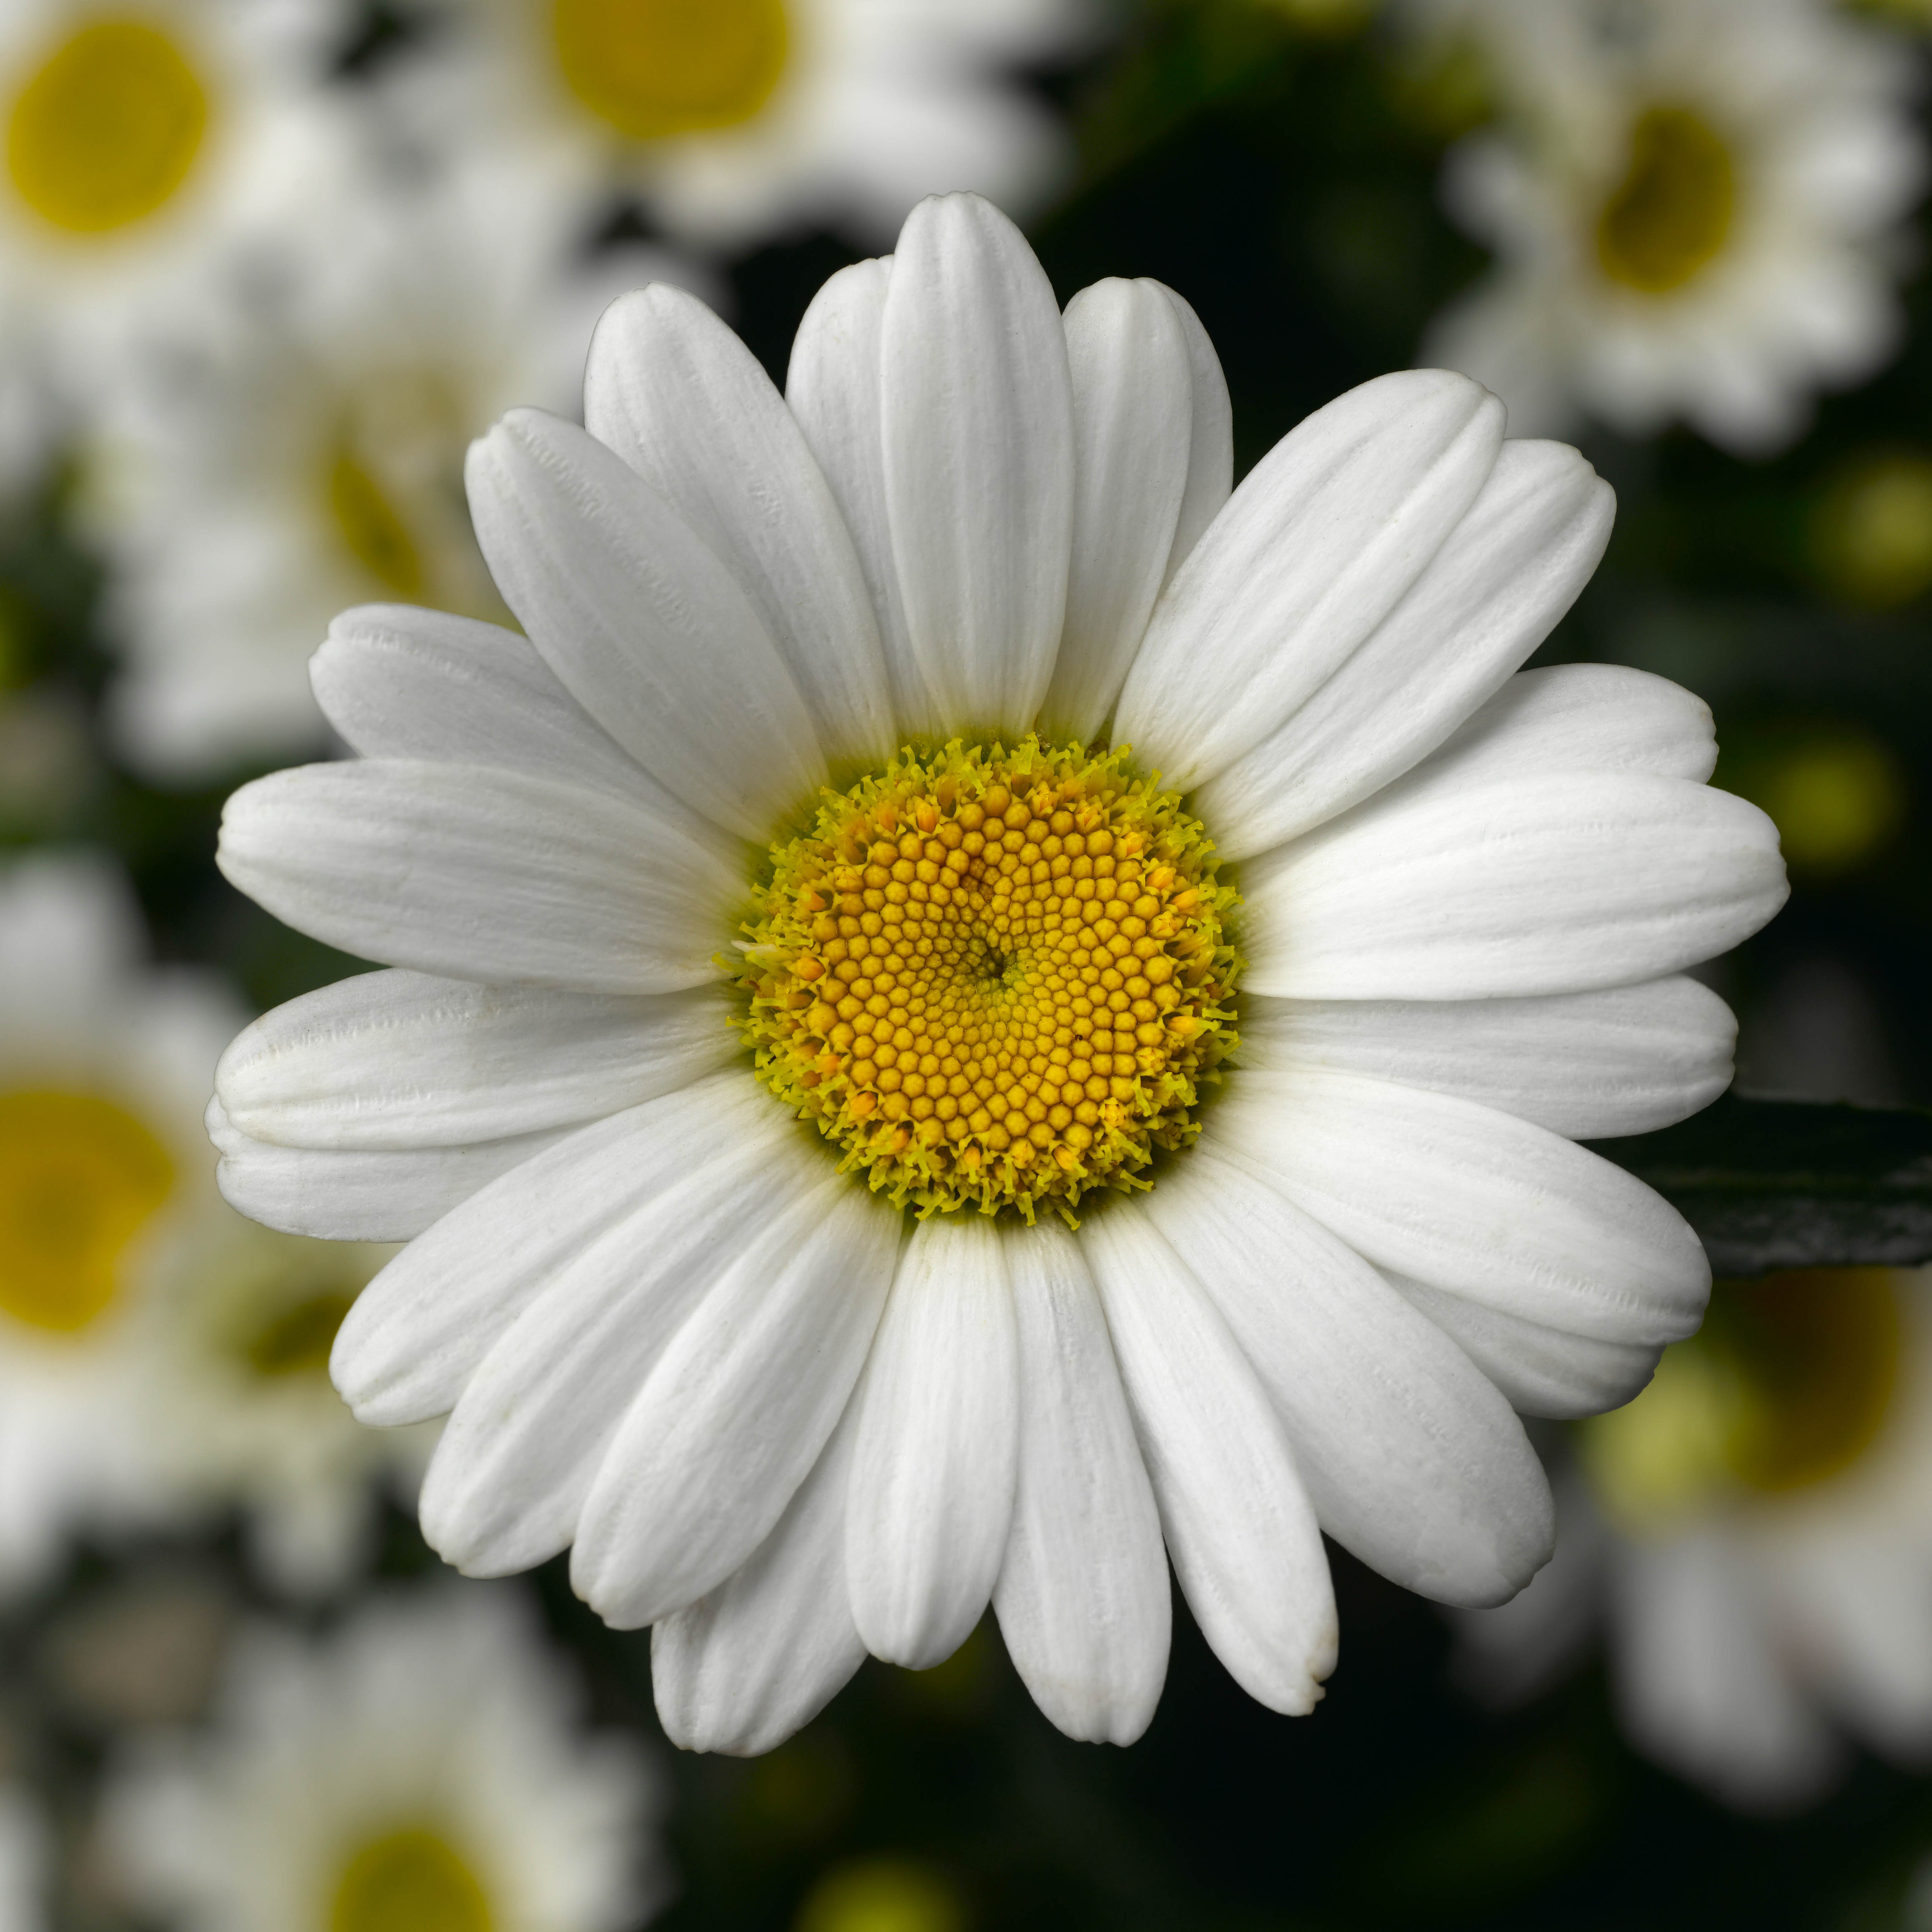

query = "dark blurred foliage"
[{"left": 11, "top": 2, "right": 1932, "bottom": 1926}]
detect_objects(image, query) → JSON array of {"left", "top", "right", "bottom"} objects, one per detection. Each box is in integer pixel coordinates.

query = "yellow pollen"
[
  {"left": 1582, "top": 1269, "right": 1904, "bottom": 1533},
  {"left": 0, "top": 1088, "right": 173, "bottom": 1335},
  {"left": 1596, "top": 103, "right": 1738, "bottom": 296},
  {"left": 331, "top": 1827, "right": 492, "bottom": 1932},
  {"left": 551, "top": 0, "right": 789, "bottom": 143},
  {"left": 739, "top": 739, "right": 1239, "bottom": 1221},
  {"left": 7, "top": 18, "right": 208, "bottom": 236}
]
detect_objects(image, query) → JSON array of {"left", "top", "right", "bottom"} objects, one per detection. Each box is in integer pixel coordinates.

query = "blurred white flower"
[
  {"left": 380, "top": 0, "right": 1081, "bottom": 245},
  {"left": 211, "top": 192, "right": 1786, "bottom": 1754},
  {"left": 87, "top": 143, "right": 708, "bottom": 780},
  {"left": 1420, "top": 0, "right": 1924, "bottom": 454},
  {"left": 0, "top": 850, "right": 239, "bottom": 1586},
  {"left": 0, "top": 1789, "right": 47, "bottom": 1932},
  {"left": 134, "top": 1224, "right": 436, "bottom": 1597},
  {"left": 1458, "top": 1267, "right": 1932, "bottom": 1812},
  {"left": 0, "top": 0, "right": 347, "bottom": 375},
  {"left": 105, "top": 1586, "right": 663, "bottom": 1932}
]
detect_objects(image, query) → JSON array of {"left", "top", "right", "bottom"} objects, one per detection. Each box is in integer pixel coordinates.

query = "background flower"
[
  {"left": 1458, "top": 1266, "right": 1932, "bottom": 1813},
  {"left": 81, "top": 141, "right": 711, "bottom": 779},
  {"left": 0, "top": 852, "right": 238, "bottom": 1586},
  {"left": 103, "top": 1586, "right": 663, "bottom": 1932},
  {"left": 371, "top": 0, "right": 1084, "bottom": 245},
  {"left": 1419, "top": 0, "right": 1925, "bottom": 452}
]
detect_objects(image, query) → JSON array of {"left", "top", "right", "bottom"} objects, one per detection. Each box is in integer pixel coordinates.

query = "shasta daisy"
[{"left": 213, "top": 191, "right": 1788, "bottom": 1751}]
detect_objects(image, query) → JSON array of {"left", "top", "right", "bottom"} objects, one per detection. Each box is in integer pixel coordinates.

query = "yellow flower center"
[
  {"left": 740, "top": 740, "right": 1238, "bottom": 1221},
  {"left": 1582, "top": 1269, "right": 1904, "bottom": 1532},
  {"left": 1595, "top": 104, "right": 1737, "bottom": 296},
  {"left": 331, "top": 1827, "right": 492, "bottom": 1932},
  {"left": 329, "top": 450, "right": 425, "bottom": 602},
  {"left": 551, "top": 0, "right": 789, "bottom": 143},
  {"left": 321, "top": 372, "right": 496, "bottom": 610},
  {"left": 241, "top": 1286, "right": 357, "bottom": 1377},
  {"left": 6, "top": 18, "right": 208, "bottom": 236},
  {"left": 0, "top": 1089, "right": 173, "bottom": 1335}
]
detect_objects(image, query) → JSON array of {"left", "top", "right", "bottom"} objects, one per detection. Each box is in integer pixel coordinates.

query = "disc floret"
[{"left": 737, "top": 737, "right": 1239, "bottom": 1220}]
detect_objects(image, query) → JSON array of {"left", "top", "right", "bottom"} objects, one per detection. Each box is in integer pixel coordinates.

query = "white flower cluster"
[
  {"left": 0, "top": 854, "right": 667, "bottom": 1929},
  {"left": 0, "top": 0, "right": 1083, "bottom": 777}
]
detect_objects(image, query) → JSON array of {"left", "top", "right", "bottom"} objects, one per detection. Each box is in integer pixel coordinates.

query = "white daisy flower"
[
  {"left": 104, "top": 1586, "right": 663, "bottom": 1932},
  {"left": 382, "top": 0, "right": 1080, "bottom": 246},
  {"left": 0, "top": 0, "right": 345, "bottom": 353},
  {"left": 1459, "top": 1267, "right": 1932, "bottom": 1813},
  {"left": 211, "top": 191, "right": 1788, "bottom": 1754},
  {"left": 0, "top": 850, "right": 240, "bottom": 1587},
  {"left": 134, "top": 1224, "right": 436, "bottom": 1597},
  {"left": 87, "top": 143, "right": 705, "bottom": 780},
  {"left": 1419, "top": 0, "right": 1924, "bottom": 454}
]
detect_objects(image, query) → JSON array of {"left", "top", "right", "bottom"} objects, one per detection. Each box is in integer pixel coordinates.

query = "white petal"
[
  {"left": 880, "top": 193, "right": 1074, "bottom": 738},
  {"left": 1210, "top": 1069, "right": 1709, "bottom": 1345},
  {"left": 465, "top": 409, "right": 825, "bottom": 839},
  {"left": 1385, "top": 1272, "right": 1662, "bottom": 1420},
  {"left": 1041, "top": 279, "right": 1194, "bottom": 743},
  {"left": 652, "top": 1398, "right": 868, "bottom": 1756},
  {"left": 1115, "top": 370, "right": 1505, "bottom": 793},
  {"left": 217, "top": 969, "right": 740, "bottom": 1151},
  {"left": 584, "top": 285, "right": 897, "bottom": 771},
  {"left": 330, "top": 1071, "right": 770, "bottom": 1427},
  {"left": 209, "top": 1095, "right": 565, "bottom": 1242},
  {"left": 1241, "top": 771, "right": 1788, "bottom": 1001},
  {"left": 786, "top": 255, "right": 933, "bottom": 733},
  {"left": 993, "top": 1219, "right": 1169, "bottom": 1746},
  {"left": 1236, "top": 976, "right": 1736, "bottom": 1141},
  {"left": 1778, "top": 1534, "right": 1932, "bottom": 1761},
  {"left": 1451, "top": 1465, "right": 1608, "bottom": 1706},
  {"left": 1140, "top": 1147, "right": 1553, "bottom": 1606},
  {"left": 1375, "top": 662, "right": 1719, "bottom": 815},
  {"left": 217, "top": 761, "right": 739, "bottom": 995},
  {"left": 417, "top": 1094, "right": 810, "bottom": 1576},
  {"left": 1081, "top": 1204, "right": 1336, "bottom": 1716},
  {"left": 1613, "top": 1532, "right": 1842, "bottom": 1811},
  {"left": 1196, "top": 439, "right": 1613, "bottom": 858},
  {"left": 309, "top": 605, "right": 706, "bottom": 839},
  {"left": 1157, "top": 285, "right": 1234, "bottom": 585},
  {"left": 571, "top": 1174, "right": 899, "bottom": 1628},
  {"left": 846, "top": 1212, "right": 1019, "bottom": 1670}
]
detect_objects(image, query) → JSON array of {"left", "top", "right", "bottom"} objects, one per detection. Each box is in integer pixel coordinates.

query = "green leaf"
[{"left": 1591, "top": 1094, "right": 1932, "bottom": 1278}]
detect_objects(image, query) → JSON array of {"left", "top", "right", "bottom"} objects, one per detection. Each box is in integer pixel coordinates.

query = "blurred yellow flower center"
[
  {"left": 1596, "top": 104, "right": 1737, "bottom": 295},
  {"left": 552, "top": 0, "right": 788, "bottom": 142},
  {"left": 331, "top": 1827, "right": 491, "bottom": 1932},
  {"left": 0, "top": 1089, "right": 173, "bottom": 1334},
  {"left": 1746, "top": 729, "right": 1904, "bottom": 876},
  {"left": 322, "top": 372, "right": 495, "bottom": 610},
  {"left": 6, "top": 19, "right": 208, "bottom": 236},
  {"left": 1582, "top": 1270, "right": 1904, "bottom": 1532},
  {"left": 329, "top": 450, "right": 425, "bottom": 601},
  {"left": 243, "top": 1287, "right": 356, "bottom": 1377},
  {"left": 1814, "top": 453, "right": 1932, "bottom": 610},
  {"left": 797, "top": 1857, "right": 965, "bottom": 1932},
  {"left": 740, "top": 740, "right": 1238, "bottom": 1221}
]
